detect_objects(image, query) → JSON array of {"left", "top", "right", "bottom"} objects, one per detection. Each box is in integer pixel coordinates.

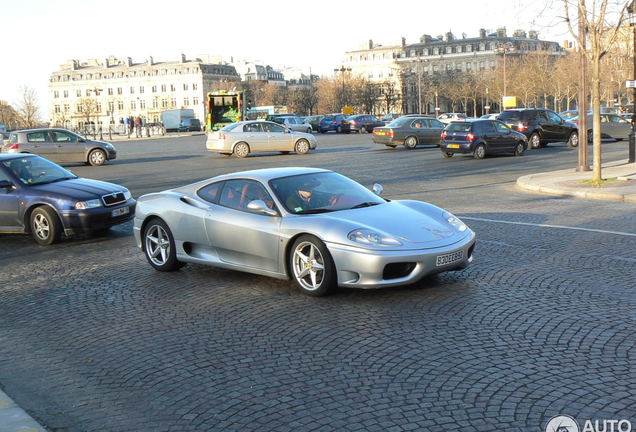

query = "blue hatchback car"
[{"left": 319, "top": 114, "right": 349, "bottom": 133}]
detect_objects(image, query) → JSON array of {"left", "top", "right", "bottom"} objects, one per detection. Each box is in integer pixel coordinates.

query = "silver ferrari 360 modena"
[{"left": 133, "top": 167, "right": 476, "bottom": 296}]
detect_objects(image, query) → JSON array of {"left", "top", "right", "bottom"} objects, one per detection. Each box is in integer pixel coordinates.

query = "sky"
[{"left": 3, "top": 0, "right": 572, "bottom": 119}]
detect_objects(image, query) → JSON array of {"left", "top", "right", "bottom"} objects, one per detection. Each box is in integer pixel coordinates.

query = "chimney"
[
  {"left": 147, "top": 56, "right": 154, "bottom": 66},
  {"left": 103, "top": 58, "right": 109, "bottom": 68},
  {"left": 126, "top": 57, "right": 132, "bottom": 67},
  {"left": 368, "top": 39, "right": 373, "bottom": 50},
  {"left": 180, "top": 54, "right": 186, "bottom": 63},
  {"left": 401, "top": 37, "right": 406, "bottom": 47},
  {"left": 479, "top": 28, "right": 486, "bottom": 39}
]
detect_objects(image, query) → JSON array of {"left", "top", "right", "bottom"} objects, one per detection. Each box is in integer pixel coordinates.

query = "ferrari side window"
[{"left": 197, "top": 182, "right": 223, "bottom": 204}]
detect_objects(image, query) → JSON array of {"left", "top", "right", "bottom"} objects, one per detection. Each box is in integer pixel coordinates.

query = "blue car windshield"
[{"left": 3, "top": 157, "right": 77, "bottom": 186}]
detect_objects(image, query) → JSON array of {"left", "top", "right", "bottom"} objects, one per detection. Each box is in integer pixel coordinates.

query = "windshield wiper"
[
  {"left": 350, "top": 202, "right": 382, "bottom": 209},
  {"left": 295, "top": 208, "right": 337, "bottom": 214}
]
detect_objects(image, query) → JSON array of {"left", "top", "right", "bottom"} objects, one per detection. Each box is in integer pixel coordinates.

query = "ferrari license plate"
[
  {"left": 436, "top": 250, "right": 463, "bottom": 266},
  {"left": 447, "top": 144, "right": 460, "bottom": 149},
  {"left": 112, "top": 206, "right": 129, "bottom": 217}
]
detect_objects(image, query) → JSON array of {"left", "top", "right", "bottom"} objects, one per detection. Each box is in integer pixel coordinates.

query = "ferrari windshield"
[
  {"left": 269, "top": 172, "right": 385, "bottom": 214},
  {"left": 3, "top": 156, "right": 77, "bottom": 186}
]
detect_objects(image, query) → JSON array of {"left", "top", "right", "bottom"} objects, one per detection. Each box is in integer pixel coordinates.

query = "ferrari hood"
[{"left": 327, "top": 201, "right": 468, "bottom": 247}]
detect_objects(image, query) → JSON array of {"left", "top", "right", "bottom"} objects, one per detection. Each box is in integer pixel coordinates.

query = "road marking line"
[{"left": 462, "top": 216, "right": 636, "bottom": 237}]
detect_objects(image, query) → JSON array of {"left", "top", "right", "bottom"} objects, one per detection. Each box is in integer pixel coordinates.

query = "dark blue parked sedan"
[{"left": 0, "top": 154, "right": 136, "bottom": 245}]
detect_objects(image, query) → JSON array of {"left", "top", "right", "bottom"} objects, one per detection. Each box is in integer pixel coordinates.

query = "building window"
[
  {"left": 140, "top": 100, "right": 146, "bottom": 109},
  {"left": 170, "top": 84, "right": 176, "bottom": 92},
  {"left": 96, "top": 102, "right": 102, "bottom": 112},
  {"left": 171, "top": 98, "right": 177, "bottom": 107},
  {"left": 76, "top": 90, "right": 82, "bottom": 97},
  {"left": 130, "top": 86, "right": 135, "bottom": 94},
  {"left": 193, "top": 97, "right": 198, "bottom": 106},
  {"left": 161, "top": 84, "right": 166, "bottom": 92},
  {"left": 152, "top": 99, "right": 159, "bottom": 109},
  {"left": 152, "top": 85, "right": 157, "bottom": 93},
  {"left": 193, "top": 83, "right": 198, "bottom": 90},
  {"left": 183, "top": 97, "right": 189, "bottom": 106},
  {"left": 130, "top": 71, "right": 136, "bottom": 77},
  {"left": 77, "top": 104, "right": 83, "bottom": 113},
  {"left": 161, "top": 99, "right": 168, "bottom": 108},
  {"left": 54, "top": 91, "right": 59, "bottom": 98},
  {"left": 130, "top": 100, "right": 136, "bottom": 110},
  {"left": 54, "top": 105, "right": 60, "bottom": 113},
  {"left": 117, "top": 88, "right": 123, "bottom": 95},
  {"left": 108, "top": 101, "right": 115, "bottom": 112},
  {"left": 64, "top": 104, "right": 70, "bottom": 112},
  {"left": 183, "top": 83, "right": 189, "bottom": 91},
  {"left": 140, "top": 86, "right": 145, "bottom": 94},
  {"left": 118, "top": 101, "right": 124, "bottom": 110},
  {"left": 108, "top": 88, "right": 113, "bottom": 96}
]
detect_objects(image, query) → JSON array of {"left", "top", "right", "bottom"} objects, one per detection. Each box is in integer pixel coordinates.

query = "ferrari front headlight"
[
  {"left": 348, "top": 228, "right": 402, "bottom": 247},
  {"left": 443, "top": 211, "right": 467, "bottom": 232}
]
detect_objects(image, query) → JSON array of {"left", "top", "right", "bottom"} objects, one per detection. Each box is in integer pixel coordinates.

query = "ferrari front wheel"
[{"left": 290, "top": 235, "right": 335, "bottom": 296}]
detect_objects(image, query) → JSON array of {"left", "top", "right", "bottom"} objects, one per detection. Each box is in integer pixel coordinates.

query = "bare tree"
[
  {"left": 15, "top": 85, "right": 42, "bottom": 128},
  {"left": 0, "top": 101, "right": 21, "bottom": 130},
  {"left": 563, "top": 0, "right": 627, "bottom": 180}
]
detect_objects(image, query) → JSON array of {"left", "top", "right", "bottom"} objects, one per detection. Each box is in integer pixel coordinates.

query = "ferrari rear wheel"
[
  {"left": 143, "top": 218, "right": 183, "bottom": 272},
  {"left": 290, "top": 235, "right": 335, "bottom": 297}
]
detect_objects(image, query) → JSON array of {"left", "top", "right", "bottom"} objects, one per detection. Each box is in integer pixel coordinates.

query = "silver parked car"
[
  {"left": 133, "top": 167, "right": 476, "bottom": 297},
  {"left": 2, "top": 128, "right": 117, "bottom": 166},
  {"left": 571, "top": 114, "right": 632, "bottom": 141},
  {"left": 206, "top": 121, "right": 317, "bottom": 158},
  {"left": 270, "top": 116, "right": 313, "bottom": 133}
]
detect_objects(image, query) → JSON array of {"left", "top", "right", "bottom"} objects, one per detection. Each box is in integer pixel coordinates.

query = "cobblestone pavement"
[{"left": 0, "top": 135, "right": 635, "bottom": 432}]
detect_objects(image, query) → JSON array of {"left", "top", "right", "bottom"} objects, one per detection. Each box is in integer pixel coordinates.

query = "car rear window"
[
  {"left": 446, "top": 123, "right": 473, "bottom": 132},
  {"left": 497, "top": 111, "right": 522, "bottom": 121}
]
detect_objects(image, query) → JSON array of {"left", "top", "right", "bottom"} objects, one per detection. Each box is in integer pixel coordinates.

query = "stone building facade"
[
  {"left": 48, "top": 54, "right": 241, "bottom": 130},
  {"left": 342, "top": 28, "right": 566, "bottom": 114}
]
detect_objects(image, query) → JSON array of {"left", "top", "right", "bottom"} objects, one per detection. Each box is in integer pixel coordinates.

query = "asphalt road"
[{"left": 1, "top": 133, "right": 635, "bottom": 432}]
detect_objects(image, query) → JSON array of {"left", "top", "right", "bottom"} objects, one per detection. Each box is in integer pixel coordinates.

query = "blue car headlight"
[
  {"left": 443, "top": 211, "right": 468, "bottom": 232},
  {"left": 75, "top": 199, "right": 102, "bottom": 210},
  {"left": 348, "top": 228, "right": 402, "bottom": 247}
]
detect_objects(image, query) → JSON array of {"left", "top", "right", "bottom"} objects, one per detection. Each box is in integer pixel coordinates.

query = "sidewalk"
[
  {"left": 517, "top": 159, "right": 636, "bottom": 203},
  {"left": 0, "top": 390, "right": 47, "bottom": 432}
]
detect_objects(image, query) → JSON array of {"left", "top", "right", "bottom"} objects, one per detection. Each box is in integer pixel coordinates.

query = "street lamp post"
[
  {"left": 334, "top": 65, "right": 351, "bottom": 109},
  {"left": 628, "top": 1, "right": 636, "bottom": 163},
  {"left": 494, "top": 42, "right": 516, "bottom": 110}
]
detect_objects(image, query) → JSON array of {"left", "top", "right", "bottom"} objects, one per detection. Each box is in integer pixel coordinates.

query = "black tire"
[
  {"left": 473, "top": 143, "right": 487, "bottom": 159},
  {"left": 143, "top": 218, "right": 183, "bottom": 272},
  {"left": 320, "top": 130, "right": 327, "bottom": 134},
  {"left": 336, "top": 126, "right": 342, "bottom": 133},
  {"left": 514, "top": 141, "right": 525, "bottom": 156},
  {"left": 280, "top": 151, "right": 291, "bottom": 155},
  {"left": 30, "top": 206, "right": 62, "bottom": 245},
  {"left": 295, "top": 139, "right": 310, "bottom": 155},
  {"left": 385, "top": 145, "right": 397, "bottom": 149},
  {"left": 289, "top": 235, "right": 336, "bottom": 297},
  {"left": 529, "top": 132, "right": 542, "bottom": 149},
  {"left": 567, "top": 131, "right": 579, "bottom": 148},
  {"left": 88, "top": 149, "right": 106, "bottom": 166},
  {"left": 360, "top": 126, "right": 367, "bottom": 133},
  {"left": 442, "top": 152, "right": 454, "bottom": 158},
  {"left": 233, "top": 142, "right": 250, "bottom": 158},
  {"left": 404, "top": 136, "right": 418, "bottom": 149},
  {"left": 220, "top": 153, "right": 232, "bottom": 157},
  {"left": 306, "top": 127, "right": 312, "bottom": 133}
]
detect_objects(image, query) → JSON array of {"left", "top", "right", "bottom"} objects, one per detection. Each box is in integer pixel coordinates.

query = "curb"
[{"left": 0, "top": 390, "right": 47, "bottom": 432}]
